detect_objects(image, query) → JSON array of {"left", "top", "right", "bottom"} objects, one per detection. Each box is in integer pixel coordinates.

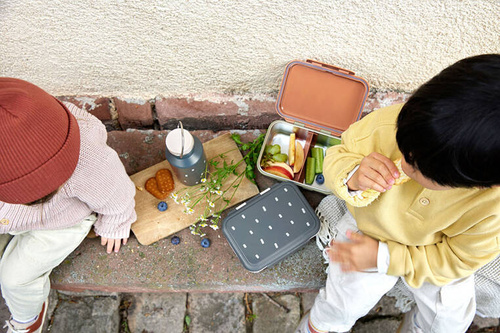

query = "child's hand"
[
  {"left": 347, "top": 152, "right": 400, "bottom": 192},
  {"left": 100, "top": 236, "right": 128, "bottom": 253},
  {"left": 327, "top": 230, "right": 378, "bottom": 272}
]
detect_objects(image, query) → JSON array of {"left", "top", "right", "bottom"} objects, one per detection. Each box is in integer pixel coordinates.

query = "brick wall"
[{"left": 58, "top": 91, "right": 410, "bottom": 132}]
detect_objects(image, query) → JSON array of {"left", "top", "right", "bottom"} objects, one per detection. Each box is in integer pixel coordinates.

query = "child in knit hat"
[
  {"left": 0, "top": 78, "right": 137, "bottom": 333},
  {"left": 296, "top": 54, "right": 500, "bottom": 333}
]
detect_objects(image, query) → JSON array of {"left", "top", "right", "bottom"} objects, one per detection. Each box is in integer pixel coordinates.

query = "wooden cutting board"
[{"left": 130, "top": 133, "right": 260, "bottom": 245}]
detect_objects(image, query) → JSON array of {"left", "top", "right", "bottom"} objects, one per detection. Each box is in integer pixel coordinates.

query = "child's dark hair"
[{"left": 396, "top": 54, "right": 500, "bottom": 188}]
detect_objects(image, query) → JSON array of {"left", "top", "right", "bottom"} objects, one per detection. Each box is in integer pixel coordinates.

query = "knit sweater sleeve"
[{"left": 65, "top": 103, "right": 137, "bottom": 239}]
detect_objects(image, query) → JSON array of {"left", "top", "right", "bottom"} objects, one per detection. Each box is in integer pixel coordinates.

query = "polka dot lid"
[{"left": 222, "top": 182, "right": 320, "bottom": 272}]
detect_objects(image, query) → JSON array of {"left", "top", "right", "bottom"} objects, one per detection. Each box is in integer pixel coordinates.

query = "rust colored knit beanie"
[{"left": 0, "top": 78, "right": 80, "bottom": 204}]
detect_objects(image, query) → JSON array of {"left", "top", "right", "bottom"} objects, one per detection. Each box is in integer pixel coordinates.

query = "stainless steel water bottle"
[{"left": 165, "top": 122, "right": 207, "bottom": 186}]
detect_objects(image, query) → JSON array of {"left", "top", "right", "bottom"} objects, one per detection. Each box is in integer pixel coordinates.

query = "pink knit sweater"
[{"left": 0, "top": 102, "right": 137, "bottom": 239}]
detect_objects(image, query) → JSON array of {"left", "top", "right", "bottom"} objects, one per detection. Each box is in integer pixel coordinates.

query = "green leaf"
[
  {"left": 246, "top": 170, "right": 255, "bottom": 180},
  {"left": 231, "top": 133, "right": 242, "bottom": 144},
  {"left": 185, "top": 315, "right": 191, "bottom": 326},
  {"left": 246, "top": 313, "right": 257, "bottom": 322}
]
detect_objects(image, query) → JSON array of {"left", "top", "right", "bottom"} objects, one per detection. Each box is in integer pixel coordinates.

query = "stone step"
[
  {"left": 1, "top": 281, "right": 497, "bottom": 332},
  {"left": 10, "top": 290, "right": 496, "bottom": 333},
  {"left": 51, "top": 129, "right": 327, "bottom": 294}
]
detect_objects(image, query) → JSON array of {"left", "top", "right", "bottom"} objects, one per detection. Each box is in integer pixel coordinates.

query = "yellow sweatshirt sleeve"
[
  {"left": 323, "top": 143, "right": 380, "bottom": 207},
  {"left": 323, "top": 104, "right": 405, "bottom": 207}
]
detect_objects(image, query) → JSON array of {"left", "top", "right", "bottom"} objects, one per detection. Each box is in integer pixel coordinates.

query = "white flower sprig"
[{"left": 172, "top": 133, "right": 264, "bottom": 236}]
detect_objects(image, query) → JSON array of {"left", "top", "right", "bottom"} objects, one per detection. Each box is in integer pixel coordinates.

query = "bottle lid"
[{"left": 166, "top": 128, "right": 194, "bottom": 157}]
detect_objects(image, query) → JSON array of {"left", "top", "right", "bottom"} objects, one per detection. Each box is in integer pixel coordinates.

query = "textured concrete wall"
[{"left": 1, "top": 0, "right": 499, "bottom": 98}]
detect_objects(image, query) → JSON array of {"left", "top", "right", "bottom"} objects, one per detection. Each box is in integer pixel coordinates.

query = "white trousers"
[
  {"left": 0, "top": 214, "right": 95, "bottom": 321},
  {"left": 308, "top": 214, "right": 476, "bottom": 333}
]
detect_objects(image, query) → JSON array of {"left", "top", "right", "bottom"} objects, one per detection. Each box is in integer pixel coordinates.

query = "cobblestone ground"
[{"left": 1, "top": 290, "right": 498, "bottom": 333}]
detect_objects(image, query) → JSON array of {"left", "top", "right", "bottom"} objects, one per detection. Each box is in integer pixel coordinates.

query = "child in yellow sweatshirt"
[{"left": 296, "top": 54, "right": 500, "bottom": 333}]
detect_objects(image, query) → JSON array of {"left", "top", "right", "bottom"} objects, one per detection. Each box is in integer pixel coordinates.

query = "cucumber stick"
[
  {"left": 305, "top": 157, "right": 316, "bottom": 185},
  {"left": 311, "top": 147, "right": 324, "bottom": 174}
]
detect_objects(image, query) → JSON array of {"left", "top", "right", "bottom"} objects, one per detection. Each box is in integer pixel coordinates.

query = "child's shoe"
[
  {"left": 397, "top": 307, "right": 423, "bottom": 333},
  {"left": 296, "top": 311, "right": 324, "bottom": 333},
  {"left": 295, "top": 312, "right": 311, "bottom": 333},
  {"left": 295, "top": 311, "right": 351, "bottom": 333},
  {"left": 3, "top": 299, "right": 48, "bottom": 333}
]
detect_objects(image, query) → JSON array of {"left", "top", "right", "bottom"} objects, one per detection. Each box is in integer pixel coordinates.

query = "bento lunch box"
[
  {"left": 222, "top": 182, "right": 320, "bottom": 272},
  {"left": 257, "top": 59, "right": 369, "bottom": 194}
]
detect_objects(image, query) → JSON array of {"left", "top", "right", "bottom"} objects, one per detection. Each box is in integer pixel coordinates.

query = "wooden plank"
[{"left": 130, "top": 133, "right": 260, "bottom": 245}]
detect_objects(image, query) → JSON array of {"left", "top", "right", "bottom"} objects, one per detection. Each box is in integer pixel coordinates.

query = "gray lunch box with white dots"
[{"left": 222, "top": 182, "right": 320, "bottom": 272}]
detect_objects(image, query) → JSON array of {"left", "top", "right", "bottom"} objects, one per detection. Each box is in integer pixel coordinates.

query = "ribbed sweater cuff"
[
  {"left": 94, "top": 206, "right": 136, "bottom": 240},
  {"left": 97, "top": 226, "right": 131, "bottom": 240}
]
